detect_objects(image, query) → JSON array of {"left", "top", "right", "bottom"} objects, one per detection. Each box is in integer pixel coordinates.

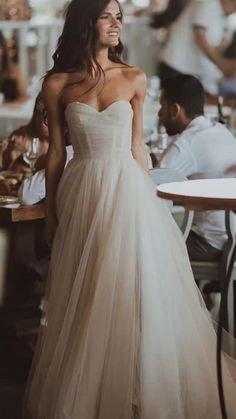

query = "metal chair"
[{"left": 191, "top": 212, "right": 236, "bottom": 337}]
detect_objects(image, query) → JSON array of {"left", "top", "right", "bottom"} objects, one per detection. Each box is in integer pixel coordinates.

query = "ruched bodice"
[{"left": 65, "top": 100, "right": 133, "bottom": 159}]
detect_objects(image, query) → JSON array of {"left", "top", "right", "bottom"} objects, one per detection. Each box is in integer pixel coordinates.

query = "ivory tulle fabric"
[{"left": 24, "top": 101, "right": 236, "bottom": 419}]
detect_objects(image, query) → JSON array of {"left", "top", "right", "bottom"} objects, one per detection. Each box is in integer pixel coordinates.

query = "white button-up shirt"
[{"left": 160, "top": 116, "right": 236, "bottom": 249}]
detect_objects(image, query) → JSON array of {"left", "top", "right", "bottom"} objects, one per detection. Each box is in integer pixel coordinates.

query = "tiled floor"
[{"left": 0, "top": 379, "right": 26, "bottom": 419}]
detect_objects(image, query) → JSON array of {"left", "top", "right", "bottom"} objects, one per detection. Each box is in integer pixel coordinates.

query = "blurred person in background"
[
  {"left": 0, "top": 95, "right": 52, "bottom": 287},
  {"left": 0, "top": 30, "right": 27, "bottom": 103},
  {"left": 219, "top": 30, "right": 236, "bottom": 96},
  {"left": 159, "top": 0, "right": 236, "bottom": 97},
  {"left": 15, "top": 92, "right": 75, "bottom": 204},
  {"left": 158, "top": 74, "right": 236, "bottom": 261},
  {"left": 18, "top": 145, "right": 74, "bottom": 205},
  {"left": 150, "top": 0, "right": 188, "bottom": 30},
  {"left": 1, "top": 92, "right": 49, "bottom": 172},
  {"left": 1, "top": 126, "right": 33, "bottom": 172}
]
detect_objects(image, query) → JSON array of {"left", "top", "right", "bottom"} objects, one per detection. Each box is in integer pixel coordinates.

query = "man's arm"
[{"left": 194, "top": 27, "right": 236, "bottom": 77}]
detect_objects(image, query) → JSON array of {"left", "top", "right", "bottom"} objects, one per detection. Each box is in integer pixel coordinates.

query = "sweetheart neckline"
[{"left": 65, "top": 99, "right": 132, "bottom": 114}]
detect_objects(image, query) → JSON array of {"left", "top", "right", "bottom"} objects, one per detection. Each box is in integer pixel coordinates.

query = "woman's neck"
[{"left": 95, "top": 47, "right": 112, "bottom": 71}]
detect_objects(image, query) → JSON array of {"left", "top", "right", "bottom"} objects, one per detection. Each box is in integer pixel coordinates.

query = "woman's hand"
[{"left": 45, "top": 214, "right": 58, "bottom": 248}]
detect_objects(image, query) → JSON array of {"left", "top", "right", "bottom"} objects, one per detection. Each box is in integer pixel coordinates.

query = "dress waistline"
[{"left": 72, "top": 150, "right": 133, "bottom": 160}]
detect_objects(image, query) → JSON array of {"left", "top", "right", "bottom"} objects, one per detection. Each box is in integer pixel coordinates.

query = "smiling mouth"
[{"left": 107, "top": 32, "right": 119, "bottom": 36}]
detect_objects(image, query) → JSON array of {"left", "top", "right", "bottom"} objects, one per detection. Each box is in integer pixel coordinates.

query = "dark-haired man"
[{"left": 159, "top": 74, "right": 236, "bottom": 261}]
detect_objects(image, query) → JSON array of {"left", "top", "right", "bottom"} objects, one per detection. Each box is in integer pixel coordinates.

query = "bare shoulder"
[
  {"left": 122, "top": 66, "right": 146, "bottom": 83},
  {"left": 123, "top": 66, "right": 146, "bottom": 99},
  {"left": 42, "top": 72, "right": 69, "bottom": 104}
]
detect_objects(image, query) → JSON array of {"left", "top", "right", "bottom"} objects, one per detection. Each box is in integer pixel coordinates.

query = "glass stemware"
[{"left": 23, "top": 137, "right": 41, "bottom": 173}]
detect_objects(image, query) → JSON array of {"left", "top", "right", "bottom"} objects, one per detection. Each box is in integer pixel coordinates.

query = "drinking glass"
[{"left": 23, "top": 138, "right": 41, "bottom": 172}]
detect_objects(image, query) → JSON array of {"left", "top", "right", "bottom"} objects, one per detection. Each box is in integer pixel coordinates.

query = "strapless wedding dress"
[{"left": 24, "top": 100, "right": 236, "bottom": 419}]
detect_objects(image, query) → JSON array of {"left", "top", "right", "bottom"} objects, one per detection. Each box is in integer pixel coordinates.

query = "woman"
[{"left": 24, "top": 1, "right": 236, "bottom": 418}]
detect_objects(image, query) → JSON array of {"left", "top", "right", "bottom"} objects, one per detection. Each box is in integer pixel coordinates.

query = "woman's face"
[{"left": 96, "top": 0, "right": 122, "bottom": 48}]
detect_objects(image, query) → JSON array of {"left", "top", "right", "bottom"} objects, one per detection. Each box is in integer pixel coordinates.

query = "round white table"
[{"left": 157, "top": 178, "right": 236, "bottom": 211}]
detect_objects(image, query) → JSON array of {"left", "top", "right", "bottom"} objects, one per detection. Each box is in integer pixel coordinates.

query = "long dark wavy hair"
[{"left": 48, "top": 0, "right": 125, "bottom": 77}]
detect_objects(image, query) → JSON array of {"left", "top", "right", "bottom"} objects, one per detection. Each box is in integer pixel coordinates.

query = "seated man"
[{"left": 158, "top": 74, "right": 236, "bottom": 261}]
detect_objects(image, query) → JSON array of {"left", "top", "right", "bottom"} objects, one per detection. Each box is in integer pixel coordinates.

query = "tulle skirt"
[{"left": 24, "top": 155, "right": 236, "bottom": 419}]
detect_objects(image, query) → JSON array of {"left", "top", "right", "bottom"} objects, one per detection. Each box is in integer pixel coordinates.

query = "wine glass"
[{"left": 23, "top": 138, "right": 41, "bottom": 173}]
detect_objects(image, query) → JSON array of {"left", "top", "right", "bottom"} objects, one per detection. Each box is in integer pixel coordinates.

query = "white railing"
[
  {"left": 0, "top": 15, "right": 157, "bottom": 82},
  {"left": 0, "top": 16, "right": 62, "bottom": 81}
]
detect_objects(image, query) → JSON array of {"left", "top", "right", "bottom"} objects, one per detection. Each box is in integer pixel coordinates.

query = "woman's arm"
[
  {"left": 42, "top": 75, "right": 67, "bottom": 246},
  {"left": 130, "top": 69, "right": 148, "bottom": 172}
]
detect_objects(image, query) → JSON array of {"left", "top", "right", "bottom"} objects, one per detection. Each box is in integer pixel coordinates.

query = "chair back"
[
  {"left": 149, "top": 168, "right": 194, "bottom": 240},
  {"left": 149, "top": 168, "right": 189, "bottom": 184}
]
